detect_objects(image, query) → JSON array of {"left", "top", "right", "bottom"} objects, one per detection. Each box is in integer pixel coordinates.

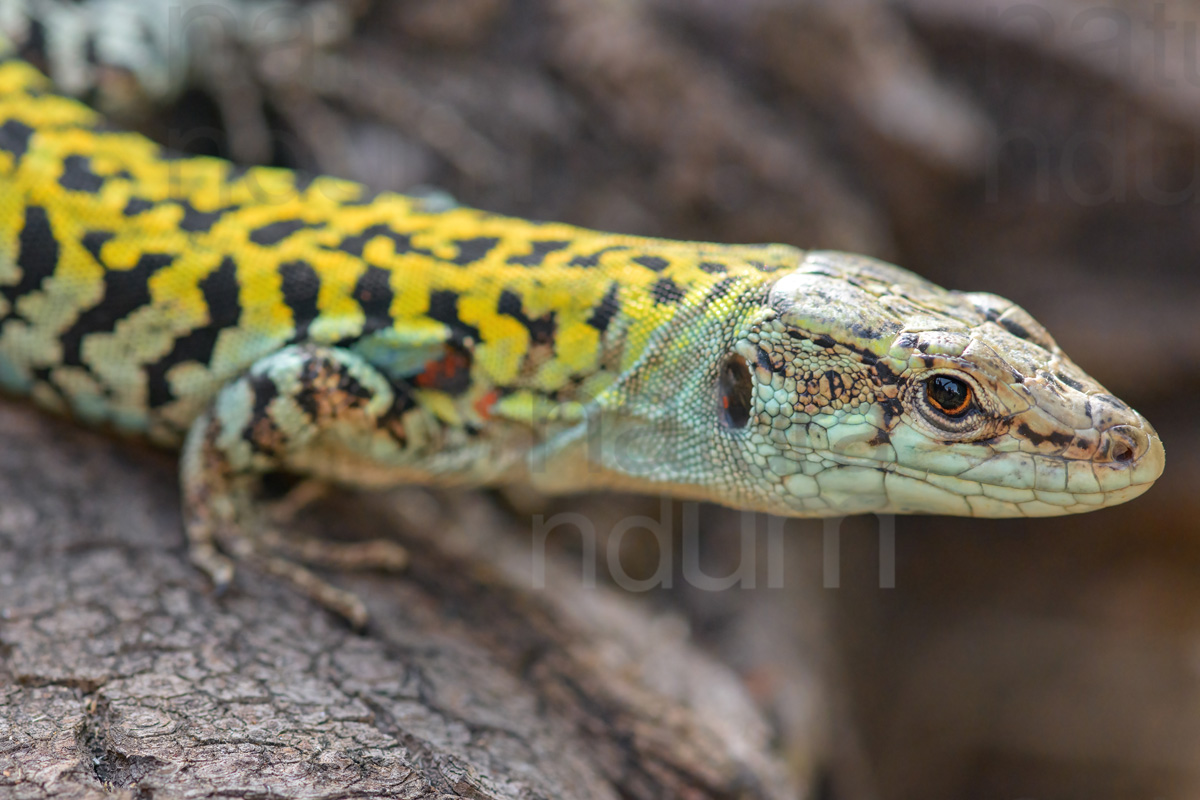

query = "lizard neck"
[{"left": 526, "top": 265, "right": 778, "bottom": 498}]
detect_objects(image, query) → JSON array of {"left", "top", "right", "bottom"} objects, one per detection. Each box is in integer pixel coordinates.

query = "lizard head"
[{"left": 719, "top": 251, "right": 1164, "bottom": 517}]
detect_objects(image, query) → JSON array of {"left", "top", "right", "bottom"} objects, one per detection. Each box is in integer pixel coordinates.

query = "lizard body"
[{"left": 0, "top": 57, "right": 1165, "bottom": 616}]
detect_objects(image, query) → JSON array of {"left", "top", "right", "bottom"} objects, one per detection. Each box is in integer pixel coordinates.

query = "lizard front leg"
[{"left": 180, "top": 343, "right": 426, "bottom": 627}]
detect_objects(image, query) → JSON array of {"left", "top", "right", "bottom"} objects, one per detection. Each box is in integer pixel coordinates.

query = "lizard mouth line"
[{"left": 802, "top": 439, "right": 1165, "bottom": 517}]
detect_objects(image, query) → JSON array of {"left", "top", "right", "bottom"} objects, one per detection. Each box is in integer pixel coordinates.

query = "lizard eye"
[
  {"left": 924, "top": 374, "right": 974, "bottom": 417},
  {"left": 718, "top": 354, "right": 752, "bottom": 429}
]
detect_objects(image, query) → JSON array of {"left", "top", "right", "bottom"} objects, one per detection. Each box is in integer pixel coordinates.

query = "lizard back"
[{"left": 0, "top": 58, "right": 788, "bottom": 447}]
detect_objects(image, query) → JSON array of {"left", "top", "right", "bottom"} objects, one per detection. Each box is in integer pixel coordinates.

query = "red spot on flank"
[
  {"left": 414, "top": 347, "right": 472, "bottom": 395},
  {"left": 474, "top": 389, "right": 499, "bottom": 420}
]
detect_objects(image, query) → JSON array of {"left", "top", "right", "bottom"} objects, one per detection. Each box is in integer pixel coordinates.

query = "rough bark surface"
[
  {"left": 0, "top": 402, "right": 796, "bottom": 800},
  {"left": 5, "top": 1, "right": 1200, "bottom": 798}
]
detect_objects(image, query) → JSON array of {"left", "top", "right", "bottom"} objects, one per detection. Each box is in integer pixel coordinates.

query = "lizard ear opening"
[{"left": 718, "top": 354, "right": 752, "bottom": 429}]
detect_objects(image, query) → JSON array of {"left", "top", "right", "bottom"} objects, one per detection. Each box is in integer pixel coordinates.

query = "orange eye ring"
[{"left": 925, "top": 375, "right": 974, "bottom": 417}]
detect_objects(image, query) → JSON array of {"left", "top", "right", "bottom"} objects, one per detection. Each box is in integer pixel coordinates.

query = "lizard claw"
[{"left": 188, "top": 542, "right": 236, "bottom": 596}]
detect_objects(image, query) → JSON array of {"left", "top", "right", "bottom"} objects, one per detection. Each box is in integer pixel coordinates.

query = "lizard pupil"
[
  {"left": 719, "top": 354, "right": 752, "bottom": 429},
  {"left": 925, "top": 375, "right": 973, "bottom": 416}
]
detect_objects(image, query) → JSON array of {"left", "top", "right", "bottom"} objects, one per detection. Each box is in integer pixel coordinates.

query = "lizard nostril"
[{"left": 1099, "top": 425, "right": 1145, "bottom": 465}]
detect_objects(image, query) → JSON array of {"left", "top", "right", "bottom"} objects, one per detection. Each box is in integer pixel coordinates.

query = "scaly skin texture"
[{"left": 0, "top": 57, "right": 1165, "bottom": 612}]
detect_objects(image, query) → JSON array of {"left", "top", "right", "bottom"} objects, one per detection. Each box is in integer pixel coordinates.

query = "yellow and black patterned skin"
[
  {"left": 0, "top": 56, "right": 1165, "bottom": 605},
  {"left": 0, "top": 59, "right": 783, "bottom": 445}
]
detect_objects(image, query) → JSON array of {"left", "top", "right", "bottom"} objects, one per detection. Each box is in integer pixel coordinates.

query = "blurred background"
[{"left": 5, "top": 0, "right": 1198, "bottom": 797}]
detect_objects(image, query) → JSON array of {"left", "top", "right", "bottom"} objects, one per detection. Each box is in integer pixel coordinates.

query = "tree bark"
[{"left": 0, "top": 401, "right": 798, "bottom": 800}]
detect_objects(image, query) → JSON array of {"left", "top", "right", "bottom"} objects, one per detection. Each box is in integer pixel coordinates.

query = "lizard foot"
[{"left": 180, "top": 344, "right": 423, "bottom": 627}]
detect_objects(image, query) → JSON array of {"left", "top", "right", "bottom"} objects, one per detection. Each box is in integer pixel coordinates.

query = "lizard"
[{"left": 0, "top": 55, "right": 1165, "bottom": 624}]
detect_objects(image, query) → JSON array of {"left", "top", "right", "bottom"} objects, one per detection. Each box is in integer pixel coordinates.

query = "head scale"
[{"left": 715, "top": 251, "right": 1164, "bottom": 517}]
